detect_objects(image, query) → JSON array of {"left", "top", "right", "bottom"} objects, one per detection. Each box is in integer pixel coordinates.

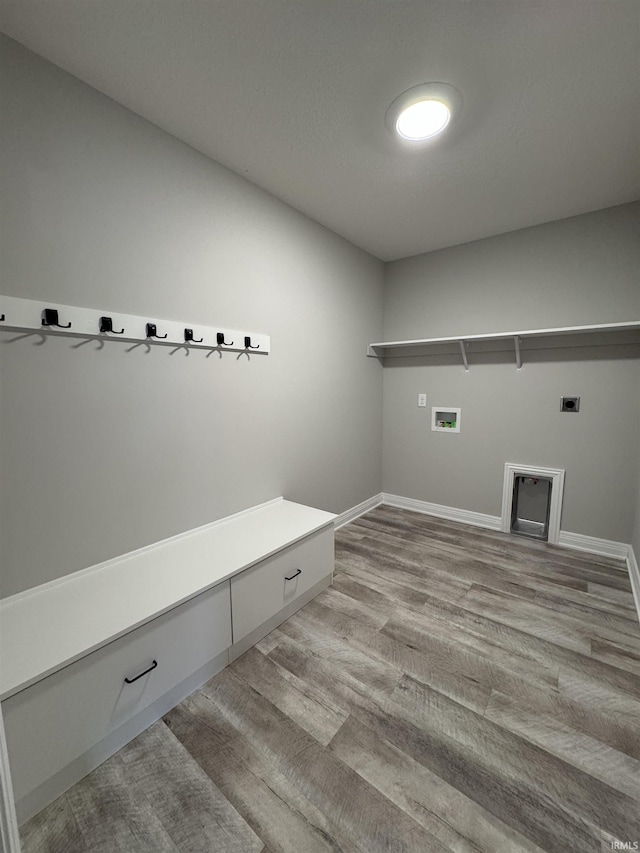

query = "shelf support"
[
  {"left": 514, "top": 335, "right": 522, "bottom": 370},
  {"left": 458, "top": 340, "right": 469, "bottom": 371}
]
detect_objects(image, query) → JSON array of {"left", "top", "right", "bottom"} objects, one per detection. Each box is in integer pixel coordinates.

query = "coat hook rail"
[
  {"left": 100, "top": 316, "right": 125, "bottom": 334},
  {"left": 0, "top": 295, "right": 270, "bottom": 354},
  {"left": 42, "top": 308, "right": 71, "bottom": 329},
  {"left": 146, "top": 323, "right": 168, "bottom": 339}
]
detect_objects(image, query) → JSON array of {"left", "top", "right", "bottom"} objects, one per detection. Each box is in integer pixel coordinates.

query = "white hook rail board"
[{"left": 0, "top": 296, "right": 270, "bottom": 354}]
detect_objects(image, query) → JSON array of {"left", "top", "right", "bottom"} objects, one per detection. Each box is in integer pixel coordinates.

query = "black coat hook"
[
  {"left": 99, "top": 316, "right": 124, "bottom": 334},
  {"left": 42, "top": 308, "right": 72, "bottom": 329},
  {"left": 217, "top": 332, "right": 234, "bottom": 346},
  {"left": 244, "top": 336, "right": 259, "bottom": 349},
  {"left": 184, "top": 328, "right": 203, "bottom": 343},
  {"left": 146, "top": 323, "right": 167, "bottom": 339},
  {"left": 0, "top": 314, "right": 5, "bottom": 321}
]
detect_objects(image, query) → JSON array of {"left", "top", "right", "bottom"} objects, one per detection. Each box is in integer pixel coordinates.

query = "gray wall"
[
  {"left": 0, "top": 37, "right": 384, "bottom": 597},
  {"left": 382, "top": 204, "right": 640, "bottom": 542},
  {"left": 2, "top": 36, "right": 638, "bottom": 601}
]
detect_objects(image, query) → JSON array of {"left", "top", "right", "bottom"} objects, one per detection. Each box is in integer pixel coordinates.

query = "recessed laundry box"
[{"left": 431, "top": 406, "right": 461, "bottom": 432}]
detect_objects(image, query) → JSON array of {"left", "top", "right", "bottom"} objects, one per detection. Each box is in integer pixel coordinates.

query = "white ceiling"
[{"left": 1, "top": 1, "right": 639, "bottom": 261}]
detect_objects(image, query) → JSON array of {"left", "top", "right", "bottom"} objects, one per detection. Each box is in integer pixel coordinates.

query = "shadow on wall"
[{"left": 0, "top": 332, "right": 264, "bottom": 362}]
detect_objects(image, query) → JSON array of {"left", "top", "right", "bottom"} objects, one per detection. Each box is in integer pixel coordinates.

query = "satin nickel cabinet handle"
[
  {"left": 284, "top": 569, "right": 302, "bottom": 581},
  {"left": 124, "top": 659, "right": 158, "bottom": 684}
]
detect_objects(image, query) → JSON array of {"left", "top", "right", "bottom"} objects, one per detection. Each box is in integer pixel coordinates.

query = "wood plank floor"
[{"left": 19, "top": 507, "right": 640, "bottom": 853}]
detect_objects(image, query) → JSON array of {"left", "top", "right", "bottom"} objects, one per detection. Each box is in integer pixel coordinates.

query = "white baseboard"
[
  {"left": 334, "top": 494, "right": 383, "bottom": 529},
  {"left": 557, "top": 530, "right": 630, "bottom": 560},
  {"left": 381, "top": 493, "right": 502, "bottom": 531},
  {"left": 627, "top": 546, "right": 640, "bottom": 626},
  {"left": 381, "top": 494, "right": 634, "bottom": 559}
]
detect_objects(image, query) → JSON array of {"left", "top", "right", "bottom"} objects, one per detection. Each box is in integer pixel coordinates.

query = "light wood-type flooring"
[{"left": 19, "top": 507, "right": 640, "bottom": 852}]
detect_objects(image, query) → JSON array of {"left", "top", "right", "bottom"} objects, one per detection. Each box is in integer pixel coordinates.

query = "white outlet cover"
[{"left": 418, "top": 394, "right": 427, "bottom": 407}]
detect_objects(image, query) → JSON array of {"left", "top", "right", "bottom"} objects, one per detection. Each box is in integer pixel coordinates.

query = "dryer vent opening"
[
  {"left": 510, "top": 475, "right": 552, "bottom": 541},
  {"left": 501, "top": 464, "right": 565, "bottom": 545}
]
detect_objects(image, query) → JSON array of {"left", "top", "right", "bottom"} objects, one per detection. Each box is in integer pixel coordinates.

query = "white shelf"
[
  {"left": 0, "top": 498, "right": 335, "bottom": 701},
  {"left": 367, "top": 321, "right": 640, "bottom": 369}
]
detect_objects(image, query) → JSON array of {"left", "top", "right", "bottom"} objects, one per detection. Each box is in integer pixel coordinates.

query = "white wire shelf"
[{"left": 367, "top": 321, "right": 640, "bottom": 370}]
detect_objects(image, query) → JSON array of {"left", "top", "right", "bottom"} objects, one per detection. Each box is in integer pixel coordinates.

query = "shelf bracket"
[
  {"left": 458, "top": 340, "right": 469, "bottom": 371},
  {"left": 514, "top": 335, "right": 522, "bottom": 370}
]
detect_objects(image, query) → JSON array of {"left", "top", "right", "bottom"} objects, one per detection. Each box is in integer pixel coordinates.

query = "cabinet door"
[
  {"left": 3, "top": 581, "right": 231, "bottom": 802},
  {"left": 230, "top": 528, "right": 333, "bottom": 643}
]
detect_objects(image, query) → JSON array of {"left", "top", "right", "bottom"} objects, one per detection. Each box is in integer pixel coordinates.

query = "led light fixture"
[{"left": 386, "top": 83, "right": 462, "bottom": 142}]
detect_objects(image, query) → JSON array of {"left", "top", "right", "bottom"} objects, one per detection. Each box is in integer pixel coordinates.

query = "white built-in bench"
[{"left": 0, "top": 497, "right": 335, "bottom": 825}]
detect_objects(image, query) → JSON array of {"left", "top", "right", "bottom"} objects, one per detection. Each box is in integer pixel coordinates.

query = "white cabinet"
[
  {"left": 3, "top": 582, "right": 231, "bottom": 808},
  {"left": 0, "top": 498, "right": 335, "bottom": 829},
  {"left": 231, "top": 528, "right": 334, "bottom": 644}
]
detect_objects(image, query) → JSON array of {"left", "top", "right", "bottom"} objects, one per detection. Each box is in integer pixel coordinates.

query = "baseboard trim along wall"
[
  {"left": 381, "top": 493, "right": 502, "bottom": 531},
  {"left": 627, "top": 546, "right": 640, "bottom": 626},
  {"left": 334, "top": 494, "right": 384, "bottom": 529},
  {"left": 381, "top": 493, "right": 633, "bottom": 559},
  {"left": 556, "top": 530, "right": 630, "bottom": 560}
]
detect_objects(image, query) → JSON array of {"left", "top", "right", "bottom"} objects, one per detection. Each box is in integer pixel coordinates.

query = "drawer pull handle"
[
  {"left": 285, "top": 569, "right": 302, "bottom": 581},
  {"left": 124, "top": 659, "right": 158, "bottom": 684}
]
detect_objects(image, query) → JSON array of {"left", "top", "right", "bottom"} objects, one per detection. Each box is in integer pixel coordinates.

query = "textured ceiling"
[{"left": 1, "top": 0, "right": 639, "bottom": 261}]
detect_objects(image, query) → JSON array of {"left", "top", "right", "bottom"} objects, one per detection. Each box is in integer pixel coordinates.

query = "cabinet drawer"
[
  {"left": 3, "top": 581, "right": 231, "bottom": 801},
  {"left": 231, "top": 528, "right": 333, "bottom": 643}
]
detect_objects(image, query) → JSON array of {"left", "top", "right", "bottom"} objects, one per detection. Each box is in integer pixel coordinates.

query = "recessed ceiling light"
[
  {"left": 386, "top": 83, "right": 462, "bottom": 143},
  {"left": 396, "top": 100, "right": 450, "bottom": 140}
]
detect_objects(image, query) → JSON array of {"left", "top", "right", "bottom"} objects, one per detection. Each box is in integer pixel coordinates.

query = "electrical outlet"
[
  {"left": 560, "top": 396, "right": 580, "bottom": 412},
  {"left": 418, "top": 394, "right": 427, "bottom": 407}
]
